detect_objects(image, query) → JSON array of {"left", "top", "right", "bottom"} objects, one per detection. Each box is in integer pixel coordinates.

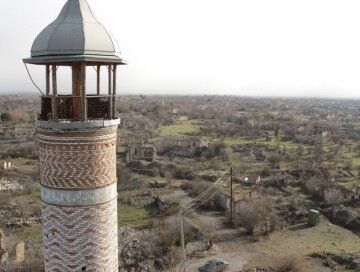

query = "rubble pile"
[
  {"left": 118, "top": 226, "right": 180, "bottom": 272},
  {"left": 0, "top": 179, "right": 23, "bottom": 191},
  {"left": 0, "top": 204, "right": 41, "bottom": 229},
  {"left": 231, "top": 144, "right": 277, "bottom": 162},
  {"left": 309, "top": 251, "right": 360, "bottom": 271},
  {"left": 119, "top": 191, "right": 154, "bottom": 208}
]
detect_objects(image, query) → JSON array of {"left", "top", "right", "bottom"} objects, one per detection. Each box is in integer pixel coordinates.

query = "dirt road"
[
  {"left": 164, "top": 189, "right": 258, "bottom": 272},
  {"left": 163, "top": 189, "right": 354, "bottom": 272}
]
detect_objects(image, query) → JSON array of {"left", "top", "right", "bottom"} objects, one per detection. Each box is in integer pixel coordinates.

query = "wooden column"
[
  {"left": 112, "top": 65, "right": 117, "bottom": 118},
  {"left": 52, "top": 65, "right": 58, "bottom": 121},
  {"left": 97, "top": 65, "right": 101, "bottom": 95},
  {"left": 46, "top": 65, "right": 50, "bottom": 96},
  {"left": 72, "top": 63, "right": 82, "bottom": 121},
  {"left": 81, "top": 63, "right": 87, "bottom": 121},
  {"left": 108, "top": 65, "right": 113, "bottom": 119}
]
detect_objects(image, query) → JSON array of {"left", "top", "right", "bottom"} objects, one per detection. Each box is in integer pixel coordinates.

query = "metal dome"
[{"left": 24, "top": 0, "right": 126, "bottom": 64}]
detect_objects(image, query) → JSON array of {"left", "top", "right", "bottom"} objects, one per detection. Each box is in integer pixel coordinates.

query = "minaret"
[{"left": 23, "top": 1, "right": 126, "bottom": 271}]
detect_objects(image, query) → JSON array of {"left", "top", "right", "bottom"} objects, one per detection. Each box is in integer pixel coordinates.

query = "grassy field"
[
  {"left": 118, "top": 204, "right": 152, "bottom": 228},
  {"left": 251, "top": 218, "right": 360, "bottom": 257},
  {"left": 118, "top": 190, "right": 153, "bottom": 228},
  {"left": 158, "top": 120, "right": 200, "bottom": 137},
  {"left": 240, "top": 217, "right": 360, "bottom": 271}
]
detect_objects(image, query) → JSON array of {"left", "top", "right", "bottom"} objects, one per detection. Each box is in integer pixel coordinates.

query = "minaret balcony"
[{"left": 40, "top": 94, "right": 116, "bottom": 122}]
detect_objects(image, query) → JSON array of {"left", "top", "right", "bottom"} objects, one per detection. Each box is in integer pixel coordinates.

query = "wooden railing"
[{"left": 39, "top": 95, "right": 115, "bottom": 121}]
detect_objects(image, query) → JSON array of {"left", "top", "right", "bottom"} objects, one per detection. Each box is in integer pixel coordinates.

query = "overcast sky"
[{"left": 1, "top": 0, "right": 360, "bottom": 97}]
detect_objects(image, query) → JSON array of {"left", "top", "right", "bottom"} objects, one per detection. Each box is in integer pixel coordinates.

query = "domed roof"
[{"left": 24, "top": 0, "right": 126, "bottom": 64}]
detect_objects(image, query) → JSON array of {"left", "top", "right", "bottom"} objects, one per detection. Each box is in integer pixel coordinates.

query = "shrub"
[
  {"left": 267, "top": 153, "right": 282, "bottom": 168},
  {"left": 261, "top": 166, "right": 272, "bottom": 177},
  {"left": 234, "top": 197, "right": 281, "bottom": 235},
  {"left": 174, "top": 167, "right": 194, "bottom": 180},
  {"left": 305, "top": 176, "right": 323, "bottom": 194}
]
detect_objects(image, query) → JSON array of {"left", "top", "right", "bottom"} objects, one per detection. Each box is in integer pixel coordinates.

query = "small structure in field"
[
  {"left": 14, "top": 241, "right": 25, "bottom": 263},
  {"left": 2, "top": 161, "right": 12, "bottom": 170},
  {"left": 308, "top": 209, "right": 320, "bottom": 226}
]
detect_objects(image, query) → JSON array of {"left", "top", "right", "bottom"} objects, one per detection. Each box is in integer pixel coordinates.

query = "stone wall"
[
  {"left": 214, "top": 191, "right": 230, "bottom": 210},
  {"left": 215, "top": 190, "right": 258, "bottom": 213}
]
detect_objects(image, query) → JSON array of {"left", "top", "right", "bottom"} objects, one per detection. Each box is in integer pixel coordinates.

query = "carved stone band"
[{"left": 41, "top": 182, "right": 117, "bottom": 207}]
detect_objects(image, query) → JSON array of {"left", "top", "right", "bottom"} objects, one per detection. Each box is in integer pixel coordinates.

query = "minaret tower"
[{"left": 23, "top": 1, "right": 126, "bottom": 271}]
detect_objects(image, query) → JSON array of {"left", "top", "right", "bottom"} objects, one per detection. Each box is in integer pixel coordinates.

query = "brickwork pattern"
[
  {"left": 42, "top": 199, "right": 118, "bottom": 272},
  {"left": 38, "top": 127, "right": 117, "bottom": 189}
]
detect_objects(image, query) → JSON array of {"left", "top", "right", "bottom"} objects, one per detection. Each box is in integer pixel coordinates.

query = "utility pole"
[
  {"left": 179, "top": 209, "right": 186, "bottom": 272},
  {"left": 229, "top": 167, "right": 233, "bottom": 225}
]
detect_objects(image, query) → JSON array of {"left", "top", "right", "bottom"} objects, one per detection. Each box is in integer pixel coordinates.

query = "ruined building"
[
  {"left": 127, "top": 142, "right": 157, "bottom": 162},
  {"left": 23, "top": 0, "right": 126, "bottom": 270}
]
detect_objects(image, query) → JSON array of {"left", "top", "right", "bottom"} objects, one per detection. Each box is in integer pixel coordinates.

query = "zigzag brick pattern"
[
  {"left": 42, "top": 199, "right": 118, "bottom": 272},
  {"left": 38, "top": 127, "right": 117, "bottom": 189}
]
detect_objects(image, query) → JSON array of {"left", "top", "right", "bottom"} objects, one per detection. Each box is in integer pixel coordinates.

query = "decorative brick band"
[
  {"left": 43, "top": 199, "right": 118, "bottom": 271},
  {"left": 36, "top": 118, "right": 120, "bottom": 130},
  {"left": 41, "top": 183, "right": 117, "bottom": 207},
  {"left": 38, "top": 126, "right": 117, "bottom": 189}
]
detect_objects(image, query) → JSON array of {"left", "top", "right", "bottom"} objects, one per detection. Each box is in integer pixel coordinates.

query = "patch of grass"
[
  {"left": 118, "top": 204, "right": 152, "bottom": 228},
  {"left": 10, "top": 158, "right": 32, "bottom": 166},
  {"left": 351, "top": 157, "right": 360, "bottom": 167},
  {"left": 158, "top": 120, "right": 199, "bottom": 137},
  {"left": 223, "top": 137, "right": 252, "bottom": 145},
  {"left": 12, "top": 224, "right": 43, "bottom": 243},
  {"left": 251, "top": 219, "right": 360, "bottom": 257},
  {"left": 118, "top": 189, "right": 142, "bottom": 199},
  {"left": 223, "top": 136, "right": 299, "bottom": 151},
  {"left": 339, "top": 177, "right": 360, "bottom": 188}
]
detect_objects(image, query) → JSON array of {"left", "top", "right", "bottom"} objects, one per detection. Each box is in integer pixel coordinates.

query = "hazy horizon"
[
  {"left": 1, "top": 0, "right": 360, "bottom": 98},
  {"left": 3, "top": 92, "right": 360, "bottom": 101}
]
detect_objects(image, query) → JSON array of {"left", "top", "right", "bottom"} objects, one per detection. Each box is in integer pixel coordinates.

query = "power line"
[
  {"left": 181, "top": 183, "right": 227, "bottom": 216},
  {"left": 181, "top": 173, "right": 229, "bottom": 209},
  {"left": 156, "top": 176, "right": 228, "bottom": 218},
  {"left": 176, "top": 175, "right": 230, "bottom": 272},
  {"left": 181, "top": 178, "right": 229, "bottom": 216},
  {"left": 24, "top": 63, "right": 45, "bottom": 96}
]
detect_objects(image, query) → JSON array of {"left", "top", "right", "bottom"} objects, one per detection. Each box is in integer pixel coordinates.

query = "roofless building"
[{"left": 23, "top": 0, "right": 126, "bottom": 270}]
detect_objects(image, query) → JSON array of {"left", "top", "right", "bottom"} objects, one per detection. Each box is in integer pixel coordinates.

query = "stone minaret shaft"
[
  {"left": 39, "top": 121, "right": 119, "bottom": 271},
  {"left": 23, "top": 0, "right": 126, "bottom": 271}
]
